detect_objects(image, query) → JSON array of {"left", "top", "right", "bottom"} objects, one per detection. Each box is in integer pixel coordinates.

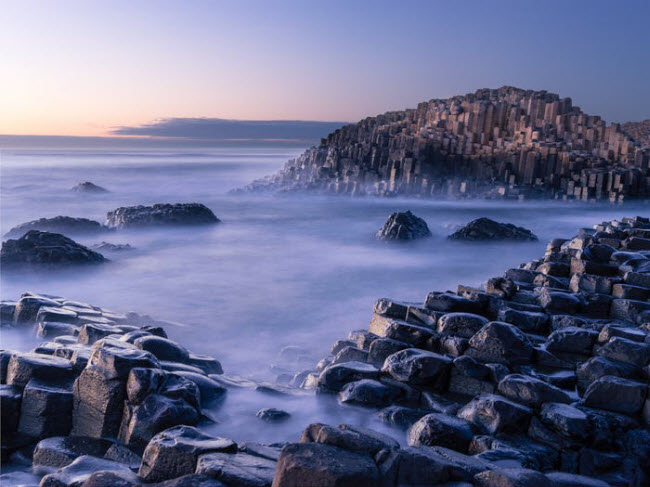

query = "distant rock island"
[{"left": 241, "top": 87, "right": 650, "bottom": 202}]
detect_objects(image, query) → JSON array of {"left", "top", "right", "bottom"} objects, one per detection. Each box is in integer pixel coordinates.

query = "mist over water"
[{"left": 1, "top": 146, "right": 648, "bottom": 443}]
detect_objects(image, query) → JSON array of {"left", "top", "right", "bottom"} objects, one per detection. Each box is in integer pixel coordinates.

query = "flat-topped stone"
[{"left": 105, "top": 203, "right": 220, "bottom": 229}]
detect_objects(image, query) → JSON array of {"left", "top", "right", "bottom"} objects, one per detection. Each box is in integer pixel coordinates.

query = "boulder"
[
  {"left": 317, "top": 361, "right": 379, "bottom": 392},
  {"left": 596, "top": 337, "right": 650, "bottom": 368},
  {"left": 39, "top": 455, "right": 134, "bottom": 487},
  {"left": 466, "top": 321, "right": 534, "bottom": 365},
  {"left": 18, "top": 379, "right": 73, "bottom": 438},
  {"left": 139, "top": 426, "right": 237, "bottom": 482},
  {"left": 300, "top": 423, "right": 399, "bottom": 456},
  {"left": 148, "top": 474, "right": 226, "bottom": 487},
  {"left": 134, "top": 335, "right": 190, "bottom": 362},
  {"left": 448, "top": 218, "right": 538, "bottom": 241},
  {"left": 1, "top": 230, "right": 106, "bottom": 268},
  {"left": 0, "top": 385, "right": 22, "bottom": 433},
  {"left": 474, "top": 468, "right": 548, "bottom": 487},
  {"left": 71, "top": 182, "right": 109, "bottom": 193},
  {"left": 256, "top": 408, "right": 290, "bottom": 422},
  {"left": 272, "top": 442, "right": 379, "bottom": 487},
  {"left": 6, "top": 352, "right": 75, "bottom": 387},
  {"left": 546, "top": 327, "right": 598, "bottom": 355},
  {"left": 375, "top": 211, "right": 431, "bottom": 241},
  {"left": 407, "top": 413, "right": 475, "bottom": 452},
  {"left": 33, "top": 436, "right": 112, "bottom": 468},
  {"left": 92, "top": 242, "right": 133, "bottom": 252},
  {"left": 381, "top": 348, "right": 451, "bottom": 387},
  {"left": 196, "top": 451, "right": 276, "bottom": 487},
  {"left": 376, "top": 406, "right": 430, "bottom": 430},
  {"left": 497, "top": 374, "right": 571, "bottom": 407},
  {"left": 80, "top": 471, "right": 140, "bottom": 487},
  {"left": 539, "top": 403, "right": 590, "bottom": 441},
  {"left": 457, "top": 394, "right": 533, "bottom": 434},
  {"left": 583, "top": 376, "right": 647, "bottom": 415},
  {"left": 576, "top": 356, "right": 637, "bottom": 393},
  {"left": 367, "top": 338, "right": 410, "bottom": 367},
  {"left": 437, "top": 312, "right": 489, "bottom": 339},
  {"left": 545, "top": 472, "right": 611, "bottom": 487},
  {"left": 338, "top": 379, "right": 402, "bottom": 407},
  {"left": 105, "top": 203, "right": 220, "bottom": 229},
  {"left": 4, "top": 216, "right": 107, "bottom": 239}
]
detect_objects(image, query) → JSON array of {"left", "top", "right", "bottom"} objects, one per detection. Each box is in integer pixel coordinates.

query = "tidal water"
[{"left": 1, "top": 146, "right": 648, "bottom": 444}]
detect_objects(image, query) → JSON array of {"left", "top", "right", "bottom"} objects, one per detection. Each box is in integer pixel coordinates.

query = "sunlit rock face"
[{"left": 240, "top": 86, "right": 650, "bottom": 201}]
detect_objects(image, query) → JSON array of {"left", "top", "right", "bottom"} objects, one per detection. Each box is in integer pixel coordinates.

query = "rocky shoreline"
[{"left": 1, "top": 216, "right": 649, "bottom": 486}]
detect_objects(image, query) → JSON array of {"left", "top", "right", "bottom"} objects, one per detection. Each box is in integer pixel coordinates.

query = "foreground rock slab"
[{"left": 105, "top": 203, "right": 220, "bottom": 229}]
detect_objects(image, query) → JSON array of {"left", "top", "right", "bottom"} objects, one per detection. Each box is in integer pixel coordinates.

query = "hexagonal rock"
[
  {"left": 6, "top": 352, "right": 75, "bottom": 387},
  {"left": 88, "top": 346, "right": 160, "bottom": 380},
  {"left": 299, "top": 423, "right": 399, "bottom": 456},
  {"left": 497, "top": 374, "right": 571, "bottom": 407},
  {"left": 272, "top": 443, "right": 379, "bottom": 487},
  {"left": 437, "top": 312, "right": 489, "bottom": 339},
  {"left": 596, "top": 337, "right": 650, "bottom": 368},
  {"left": 539, "top": 403, "right": 590, "bottom": 441},
  {"left": 338, "top": 379, "right": 403, "bottom": 407},
  {"left": 466, "top": 321, "right": 534, "bottom": 365},
  {"left": 317, "top": 361, "right": 379, "bottom": 393},
  {"left": 196, "top": 451, "right": 277, "bottom": 487},
  {"left": 457, "top": 394, "right": 533, "bottom": 435},
  {"left": 583, "top": 376, "right": 647, "bottom": 415},
  {"left": 545, "top": 327, "right": 599, "bottom": 355},
  {"left": 407, "top": 413, "right": 475, "bottom": 452},
  {"left": 32, "top": 436, "right": 112, "bottom": 468},
  {"left": 39, "top": 455, "right": 135, "bottom": 487},
  {"left": 576, "top": 357, "right": 637, "bottom": 393},
  {"left": 17, "top": 379, "right": 73, "bottom": 438},
  {"left": 381, "top": 349, "right": 451, "bottom": 387},
  {"left": 139, "top": 426, "right": 237, "bottom": 482},
  {"left": 134, "top": 335, "right": 190, "bottom": 362}
]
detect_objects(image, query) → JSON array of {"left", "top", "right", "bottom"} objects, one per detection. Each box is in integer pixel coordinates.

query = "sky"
[{"left": 1, "top": 0, "right": 649, "bottom": 137}]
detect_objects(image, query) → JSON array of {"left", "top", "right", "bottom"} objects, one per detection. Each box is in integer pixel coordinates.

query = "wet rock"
[
  {"left": 466, "top": 321, "right": 534, "bottom": 365},
  {"left": 367, "top": 338, "right": 410, "bottom": 367},
  {"left": 583, "top": 376, "right": 647, "bottom": 415},
  {"left": 425, "top": 292, "right": 485, "bottom": 314},
  {"left": 77, "top": 324, "right": 117, "bottom": 345},
  {"left": 596, "top": 337, "right": 650, "bottom": 368},
  {"left": 39, "top": 455, "right": 135, "bottom": 487},
  {"left": 368, "top": 314, "right": 435, "bottom": 347},
  {"left": 105, "top": 203, "right": 220, "bottom": 229},
  {"left": 393, "top": 445, "right": 487, "bottom": 485},
  {"left": 537, "top": 289, "right": 583, "bottom": 314},
  {"left": 317, "top": 361, "right": 379, "bottom": 392},
  {"left": 272, "top": 442, "right": 379, "bottom": 487},
  {"left": 196, "top": 451, "right": 276, "bottom": 487},
  {"left": 457, "top": 394, "right": 533, "bottom": 434},
  {"left": 376, "top": 405, "right": 430, "bottom": 429},
  {"left": 474, "top": 468, "right": 548, "bottom": 487},
  {"left": 256, "top": 408, "right": 291, "bottom": 422},
  {"left": 38, "top": 322, "right": 80, "bottom": 339},
  {"left": 139, "top": 426, "right": 237, "bottom": 482},
  {"left": 331, "top": 346, "right": 368, "bottom": 365},
  {"left": 88, "top": 345, "right": 160, "bottom": 379},
  {"left": 6, "top": 352, "right": 75, "bottom": 387},
  {"left": 150, "top": 474, "right": 226, "bottom": 487},
  {"left": 32, "top": 436, "right": 112, "bottom": 468},
  {"left": 172, "top": 371, "right": 226, "bottom": 406},
  {"left": 103, "top": 443, "right": 142, "bottom": 469},
  {"left": 546, "top": 327, "right": 598, "bottom": 355},
  {"left": 300, "top": 423, "right": 399, "bottom": 456},
  {"left": 539, "top": 403, "right": 589, "bottom": 441},
  {"left": 497, "top": 374, "right": 571, "bottom": 407},
  {"left": 0, "top": 385, "right": 22, "bottom": 433},
  {"left": 448, "top": 218, "right": 537, "bottom": 241},
  {"left": 134, "top": 335, "right": 190, "bottom": 362},
  {"left": 407, "top": 413, "right": 475, "bottom": 452},
  {"left": 576, "top": 356, "right": 637, "bottom": 393},
  {"left": 80, "top": 470, "right": 140, "bottom": 487},
  {"left": 381, "top": 348, "right": 451, "bottom": 387},
  {"left": 497, "top": 308, "right": 548, "bottom": 333},
  {"left": 437, "top": 312, "right": 489, "bottom": 339},
  {"left": 1, "top": 230, "right": 107, "bottom": 268},
  {"left": 18, "top": 378, "right": 73, "bottom": 438},
  {"left": 4, "top": 216, "right": 107, "bottom": 239},
  {"left": 545, "top": 472, "right": 611, "bottom": 487},
  {"left": 71, "top": 182, "right": 109, "bottom": 193},
  {"left": 375, "top": 211, "right": 431, "bottom": 241},
  {"left": 338, "top": 378, "right": 404, "bottom": 407}
]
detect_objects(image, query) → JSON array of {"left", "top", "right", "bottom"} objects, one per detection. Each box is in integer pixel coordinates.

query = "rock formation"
[
  {"left": 376, "top": 211, "right": 431, "bottom": 241},
  {"left": 240, "top": 87, "right": 650, "bottom": 202},
  {"left": 1, "top": 216, "right": 649, "bottom": 487},
  {"left": 622, "top": 120, "right": 650, "bottom": 147},
  {"left": 4, "top": 216, "right": 109, "bottom": 239},
  {"left": 71, "top": 182, "right": 109, "bottom": 193},
  {"left": 105, "top": 203, "right": 220, "bottom": 229},
  {"left": 1, "top": 230, "right": 107, "bottom": 267},
  {"left": 448, "top": 218, "right": 538, "bottom": 241}
]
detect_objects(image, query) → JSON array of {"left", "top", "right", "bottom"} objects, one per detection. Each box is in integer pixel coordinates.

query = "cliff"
[{"left": 241, "top": 87, "right": 650, "bottom": 202}]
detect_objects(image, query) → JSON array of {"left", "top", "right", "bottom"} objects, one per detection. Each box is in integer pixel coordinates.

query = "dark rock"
[
  {"left": 537, "top": 289, "right": 583, "bottom": 314},
  {"left": 0, "top": 385, "right": 22, "bottom": 433},
  {"left": 381, "top": 348, "right": 452, "bottom": 386},
  {"left": 497, "top": 374, "right": 571, "bottom": 407},
  {"left": 368, "top": 314, "right": 435, "bottom": 347},
  {"left": 457, "top": 394, "right": 533, "bottom": 434},
  {"left": 375, "top": 211, "right": 431, "bottom": 241},
  {"left": 466, "top": 321, "right": 534, "bottom": 365},
  {"left": 4, "top": 217, "right": 107, "bottom": 239},
  {"left": 196, "top": 451, "right": 276, "bottom": 487},
  {"left": 376, "top": 405, "right": 430, "bottom": 429},
  {"left": 32, "top": 436, "right": 112, "bottom": 468},
  {"left": 71, "top": 182, "right": 109, "bottom": 193},
  {"left": 80, "top": 471, "right": 140, "bottom": 487},
  {"left": 88, "top": 345, "right": 160, "bottom": 379},
  {"left": 139, "top": 426, "right": 237, "bottom": 482},
  {"left": 437, "top": 312, "right": 489, "bottom": 339},
  {"left": 1, "top": 230, "right": 106, "bottom": 268},
  {"left": 172, "top": 371, "right": 226, "bottom": 406},
  {"left": 256, "top": 408, "right": 290, "bottom": 422},
  {"left": 425, "top": 292, "right": 485, "bottom": 314},
  {"left": 103, "top": 443, "right": 142, "bottom": 469},
  {"left": 473, "top": 468, "right": 548, "bottom": 487},
  {"left": 338, "top": 379, "right": 402, "bottom": 407},
  {"left": 272, "top": 442, "right": 379, "bottom": 487},
  {"left": 105, "top": 203, "right": 220, "bottom": 229},
  {"left": 331, "top": 346, "right": 368, "bottom": 365},
  {"left": 134, "top": 335, "right": 190, "bottom": 362},
  {"left": 300, "top": 423, "right": 399, "bottom": 456},
  {"left": 6, "top": 352, "right": 74, "bottom": 387},
  {"left": 596, "top": 337, "right": 650, "bottom": 368},
  {"left": 367, "top": 338, "right": 410, "bottom": 367},
  {"left": 91, "top": 242, "right": 133, "bottom": 252},
  {"left": 39, "top": 455, "right": 134, "bottom": 487},
  {"left": 545, "top": 472, "right": 611, "bottom": 487},
  {"left": 448, "top": 218, "right": 537, "bottom": 241},
  {"left": 407, "top": 413, "right": 475, "bottom": 452},
  {"left": 317, "top": 361, "right": 379, "bottom": 392},
  {"left": 393, "top": 445, "right": 489, "bottom": 485},
  {"left": 583, "top": 376, "right": 647, "bottom": 415},
  {"left": 546, "top": 327, "right": 598, "bottom": 355},
  {"left": 77, "top": 324, "right": 117, "bottom": 345},
  {"left": 18, "top": 378, "right": 73, "bottom": 438},
  {"left": 539, "top": 403, "right": 590, "bottom": 441},
  {"left": 576, "top": 357, "right": 638, "bottom": 393},
  {"left": 497, "top": 308, "right": 548, "bottom": 333},
  {"left": 38, "top": 322, "right": 80, "bottom": 339},
  {"left": 150, "top": 474, "right": 226, "bottom": 487}
]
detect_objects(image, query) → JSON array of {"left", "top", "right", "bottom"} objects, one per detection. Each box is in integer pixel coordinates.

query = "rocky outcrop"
[
  {"left": 1, "top": 230, "right": 107, "bottom": 268},
  {"left": 239, "top": 87, "right": 650, "bottom": 201},
  {"left": 4, "top": 216, "right": 109, "bottom": 239},
  {"left": 622, "top": 120, "right": 650, "bottom": 147},
  {"left": 71, "top": 182, "right": 109, "bottom": 193},
  {"left": 105, "top": 203, "right": 220, "bottom": 229},
  {"left": 376, "top": 211, "right": 431, "bottom": 241},
  {"left": 91, "top": 242, "right": 133, "bottom": 252},
  {"left": 448, "top": 218, "right": 538, "bottom": 241}
]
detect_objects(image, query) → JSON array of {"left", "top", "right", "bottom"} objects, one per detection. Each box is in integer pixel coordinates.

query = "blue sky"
[{"left": 1, "top": 0, "right": 649, "bottom": 136}]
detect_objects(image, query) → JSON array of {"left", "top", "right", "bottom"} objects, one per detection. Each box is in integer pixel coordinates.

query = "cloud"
[{"left": 110, "top": 117, "right": 348, "bottom": 142}]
